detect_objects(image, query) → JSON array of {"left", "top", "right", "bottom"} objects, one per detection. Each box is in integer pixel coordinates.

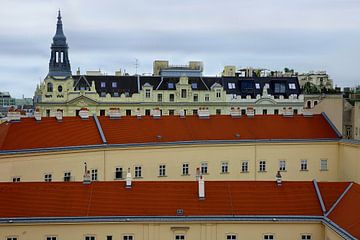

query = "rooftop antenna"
[{"left": 134, "top": 58, "right": 139, "bottom": 75}]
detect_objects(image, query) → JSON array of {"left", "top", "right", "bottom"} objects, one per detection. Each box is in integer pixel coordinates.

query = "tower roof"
[{"left": 52, "top": 10, "right": 67, "bottom": 45}]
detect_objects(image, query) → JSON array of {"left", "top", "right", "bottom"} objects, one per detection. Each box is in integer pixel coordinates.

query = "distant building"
[
  {"left": 0, "top": 92, "right": 16, "bottom": 117},
  {"left": 298, "top": 71, "right": 334, "bottom": 90},
  {"left": 34, "top": 13, "right": 304, "bottom": 117}
]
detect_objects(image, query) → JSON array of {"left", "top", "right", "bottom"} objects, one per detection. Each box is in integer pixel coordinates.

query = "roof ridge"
[
  {"left": 325, "top": 182, "right": 353, "bottom": 217},
  {"left": 313, "top": 179, "right": 326, "bottom": 214}
]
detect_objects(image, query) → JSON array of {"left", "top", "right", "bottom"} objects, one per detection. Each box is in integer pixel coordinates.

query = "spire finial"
[{"left": 58, "top": 9, "right": 61, "bottom": 19}]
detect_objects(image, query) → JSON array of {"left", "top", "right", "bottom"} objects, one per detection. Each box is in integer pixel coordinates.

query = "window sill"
[
  {"left": 241, "top": 171, "right": 249, "bottom": 174},
  {"left": 220, "top": 172, "right": 229, "bottom": 174},
  {"left": 181, "top": 174, "right": 190, "bottom": 176},
  {"left": 258, "top": 171, "right": 267, "bottom": 173},
  {"left": 300, "top": 169, "right": 308, "bottom": 172},
  {"left": 320, "top": 169, "right": 328, "bottom": 171},
  {"left": 114, "top": 177, "right": 124, "bottom": 180},
  {"left": 158, "top": 175, "right": 167, "bottom": 177},
  {"left": 279, "top": 170, "right": 287, "bottom": 172},
  {"left": 134, "top": 177, "right": 143, "bottom": 179}
]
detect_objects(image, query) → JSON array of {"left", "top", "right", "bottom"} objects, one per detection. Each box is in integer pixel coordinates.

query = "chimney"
[
  {"left": 276, "top": 171, "right": 282, "bottom": 186},
  {"left": 76, "top": 67, "right": 81, "bottom": 75},
  {"left": 198, "top": 107, "right": 210, "bottom": 119},
  {"left": 34, "top": 108, "right": 41, "bottom": 121},
  {"left": 79, "top": 108, "right": 89, "bottom": 119},
  {"left": 179, "top": 109, "right": 185, "bottom": 118},
  {"left": 83, "top": 162, "right": 91, "bottom": 184},
  {"left": 230, "top": 107, "right": 241, "bottom": 118},
  {"left": 55, "top": 109, "right": 63, "bottom": 121},
  {"left": 152, "top": 108, "right": 161, "bottom": 119},
  {"left": 7, "top": 107, "right": 21, "bottom": 122},
  {"left": 198, "top": 175, "right": 205, "bottom": 199},
  {"left": 109, "top": 107, "right": 121, "bottom": 119},
  {"left": 126, "top": 168, "right": 132, "bottom": 188}
]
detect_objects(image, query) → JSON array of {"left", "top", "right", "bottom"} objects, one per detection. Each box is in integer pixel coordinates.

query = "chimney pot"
[{"left": 276, "top": 171, "right": 282, "bottom": 186}]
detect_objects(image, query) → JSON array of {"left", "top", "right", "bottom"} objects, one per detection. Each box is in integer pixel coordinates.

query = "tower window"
[
  {"left": 47, "top": 83, "right": 53, "bottom": 92},
  {"left": 56, "top": 52, "right": 59, "bottom": 63},
  {"left": 58, "top": 85, "right": 63, "bottom": 92},
  {"left": 61, "top": 52, "right": 64, "bottom": 63},
  {"left": 101, "top": 82, "right": 106, "bottom": 88}
]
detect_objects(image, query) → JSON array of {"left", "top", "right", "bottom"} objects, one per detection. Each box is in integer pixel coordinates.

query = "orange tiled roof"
[
  {"left": 317, "top": 182, "right": 350, "bottom": 211},
  {"left": 0, "top": 117, "right": 103, "bottom": 151},
  {"left": 0, "top": 114, "right": 339, "bottom": 151},
  {"left": 328, "top": 183, "right": 360, "bottom": 239},
  {"left": 0, "top": 181, "right": 323, "bottom": 218}
]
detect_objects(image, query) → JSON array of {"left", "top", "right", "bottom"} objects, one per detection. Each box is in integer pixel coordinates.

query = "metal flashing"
[
  {"left": 313, "top": 179, "right": 326, "bottom": 214},
  {"left": 93, "top": 114, "right": 107, "bottom": 144},
  {"left": 325, "top": 182, "right": 353, "bottom": 217},
  {"left": 321, "top": 112, "right": 342, "bottom": 138}
]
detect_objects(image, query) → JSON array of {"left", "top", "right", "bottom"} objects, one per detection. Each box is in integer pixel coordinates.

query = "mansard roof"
[
  {"left": 0, "top": 114, "right": 340, "bottom": 152},
  {"left": 71, "top": 75, "right": 301, "bottom": 97}
]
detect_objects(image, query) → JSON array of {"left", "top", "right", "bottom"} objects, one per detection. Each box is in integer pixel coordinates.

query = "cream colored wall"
[
  {"left": 353, "top": 102, "right": 360, "bottom": 140},
  {"left": 324, "top": 225, "right": 345, "bottom": 240},
  {"left": 338, "top": 141, "right": 360, "bottom": 183},
  {"left": 0, "top": 222, "right": 325, "bottom": 240},
  {"left": 0, "top": 142, "right": 339, "bottom": 182}
]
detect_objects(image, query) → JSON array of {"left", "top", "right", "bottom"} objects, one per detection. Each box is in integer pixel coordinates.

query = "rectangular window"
[
  {"left": 216, "top": 109, "right": 221, "bottom": 115},
  {"left": 263, "top": 234, "right": 274, "bottom": 240},
  {"left": 274, "top": 83, "right": 286, "bottom": 93},
  {"left": 44, "top": 174, "right": 52, "bottom": 182},
  {"left": 113, "top": 92, "right": 119, "bottom": 97},
  {"left": 228, "top": 82, "right": 236, "bottom": 89},
  {"left": 191, "top": 82, "right": 198, "bottom": 89},
  {"left": 12, "top": 177, "right": 20, "bottom": 182},
  {"left": 182, "top": 163, "right": 189, "bottom": 175},
  {"left": 6, "top": 237, "right": 18, "bottom": 240},
  {"left": 221, "top": 162, "right": 229, "bottom": 173},
  {"left": 157, "top": 93, "right": 163, "bottom": 102},
  {"left": 274, "top": 109, "right": 279, "bottom": 115},
  {"left": 169, "top": 94, "right": 175, "bottom": 102},
  {"left": 159, "top": 165, "right": 166, "bottom": 177},
  {"left": 126, "top": 109, "right": 131, "bottom": 116},
  {"left": 227, "top": 235, "right": 237, "bottom": 240},
  {"left": 320, "top": 159, "right": 328, "bottom": 171},
  {"left": 135, "top": 166, "right": 142, "bottom": 178},
  {"left": 64, "top": 172, "right": 71, "bottom": 182},
  {"left": 301, "top": 159, "right": 308, "bottom": 171},
  {"left": 193, "top": 94, "right": 198, "bottom": 102},
  {"left": 101, "top": 82, "right": 106, "bottom": 88},
  {"left": 259, "top": 161, "right": 266, "bottom": 172},
  {"left": 301, "top": 234, "right": 311, "bottom": 240},
  {"left": 112, "top": 82, "right": 117, "bottom": 88},
  {"left": 289, "top": 83, "right": 296, "bottom": 89},
  {"left": 145, "top": 109, "right": 151, "bottom": 116},
  {"left": 241, "top": 161, "right": 249, "bottom": 172},
  {"left": 107, "top": 236, "right": 113, "bottom": 240},
  {"left": 169, "top": 110, "right": 175, "bottom": 115},
  {"left": 205, "top": 94, "right": 210, "bottom": 101},
  {"left": 85, "top": 236, "right": 96, "bottom": 240},
  {"left": 46, "top": 237, "right": 57, "bottom": 240},
  {"left": 216, "top": 90, "right": 221, "bottom": 98},
  {"left": 115, "top": 167, "right": 123, "bottom": 179},
  {"left": 91, "top": 169, "right": 98, "bottom": 181},
  {"left": 175, "top": 235, "right": 185, "bottom": 240},
  {"left": 263, "top": 109, "right": 267, "bottom": 115},
  {"left": 201, "top": 162, "right": 208, "bottom": 174},
  {"left": 181, "top": 89, "right": 187, "bottom": 98},
  {"left": 100, "top": 109, "right": 106, "bottom": 116},
  {"left": 193, "top": 109, "right": 198, "bottom": 115},
  {"left": 46, "top": 109, "right": 51, "bottom": 117},
  {"left": 168, "top": 82, "right": 174, "bottom": 89},
  {"left": 100, "top": 92, "right": 106, "bottom": 97},
  {"left": 255, "top": 83, "right": 261, "bottom": 89},
  {"left": 294, "top": 109, "right": 298, "bottom": 115},
  {"left": 123, "top": 235, "right": 133, "bottom": 240},
  {"left": 279, "top": 160, "right": 286, "bottom": 171},
  {"left": 145, "top": 89, "right": 151, "bottom": 98},
  {"left": 241, "top": 109, "right": 246, "bottom": 115}
]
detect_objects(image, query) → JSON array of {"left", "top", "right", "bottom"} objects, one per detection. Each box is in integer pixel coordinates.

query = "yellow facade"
[{"left": 1, "top": 140, "right": 359, "bottom": 183}]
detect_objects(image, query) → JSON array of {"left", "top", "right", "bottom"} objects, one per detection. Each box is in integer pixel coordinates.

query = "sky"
[{"left": 1, "top": 0, "right": 360, "bottom": 98}]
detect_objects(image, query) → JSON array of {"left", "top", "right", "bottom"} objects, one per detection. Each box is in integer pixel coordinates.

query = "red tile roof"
[
  {"left": 317, "top": 182, "right": 350, "bottom": 211},
  {"left": 0, "top": 117, "right": 103, "bottom": 151},
  {"left": 0, "top": 181, "right": 324, "bottom": 218},
  {"left": 99, "top": 114, "right": 338, "bottom": 145},
  {"left": 328, "top": 183, "right": 360, "bottom": 239},
  {"left": 0, "top": 114, "right": 339, "bottom": 151}
]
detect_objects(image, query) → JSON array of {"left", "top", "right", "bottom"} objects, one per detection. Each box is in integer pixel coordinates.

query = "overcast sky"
[{"left": 1, "top": 0, "right": 360, "bottom": 98}]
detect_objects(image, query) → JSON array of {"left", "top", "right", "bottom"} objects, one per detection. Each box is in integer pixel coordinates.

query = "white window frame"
[
  {"left": 228, "top": 83, "right": 236, "bottom": 89},
  {"left": 221, "top": 162, "right": 229, "bottom": 174},
  {"left": 301, "top": 159, "right": 308, "bottom": 171},
  {"left": 44, "top": 173, "right": 52, "bottom": 182},
  {"left": 263, "top": 234, "right": 274, "bottom": 240},
  {"left": 46, "top": 236, "right": 57, "bottom": 240},
  {"left": 226, "top": 234, "right": 237, "bottom": 240},
  {"left": 201, "top": 162, "right": 208, "bottom": 174},
  {"left": 175, "top": 234, "right": 185, "bottom": 240},
  {"left": 91, "top": 169, "right": 98, "bottom": 181},
  {"left": 135, "top": 166, "right": 142, "bottom": 178},
  {"left": 145, "top": 89, "right": 151, "bottom": 98},
  {"left": 216, "top": 90, "right": 221, "bottom": 98},
  {"left": 182, "top": 163, "right": 189, "bottom": 175},
  {"left": 64, "top": 171, "right": 72, "bottom": 182},
  {"left": 320, "top": 159, "right": 328, "bottom": 171},
  {"left": 241, "top": 161, "right": 249, "bottom": 173},
  {"left": 159, "top": 164, "right": 166, "bottom": 177},
  {"left": 12, "top": 177, "right": 21, "bottom": 182},
  {"left": 100, "top": 82, "right": 106, "bottom": 88},
  {"left": 289, "top": 83, "right": 296, "bottom": 89},
  {"left": 84, "top": 236, "right": 96, "bottom": 240},
  {"left": 6, "top": 236, "right": 18, "bottom": 240},
  {"left": 301, "top": 234, "right": 312, "bottom": 240},
  {"left": 279, "top": 160, "right": 286, "bottom": 171},
  {"left": 112, "top": 82, "right": 117, "bottom": 88},
  {"left": 115, "top": 167, "right": 123, "bottom": 179},
  {"left": 255, "top": 83, "right": 261, "bottom": 89},
  {"left": 259, "top": 160, "right": 266, "bottom": 172},
  {"left": 205, "top": 94, "right": 210, "bottom": 102},
  {"left": 123, "top": 234, "right": 134, "bottom": 240}
]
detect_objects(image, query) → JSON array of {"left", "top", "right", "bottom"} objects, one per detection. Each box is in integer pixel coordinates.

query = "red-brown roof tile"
[
  {"left": 317, "top": 182, "right": 350, "bottom": 212},
  {"left": 0, "top": 181, "right": 323, "bottom": 218},
  {"left": 0, "top": 117, "right": 103, "bottom": 151},
  {"left": 328, "top": 183, "right": 360, "bottom": 239},
  {"left": 99, "top": 114, "right": 339, "bottom": 145}
]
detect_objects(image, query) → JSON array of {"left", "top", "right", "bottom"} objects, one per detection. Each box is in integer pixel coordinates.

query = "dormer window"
[
  {"left": 168, "top": 82, "right": 174, "bottom": 89},
  {"left": 228, "top": 83, "right": 236, "bottom": 89},
  {"left": 255, "top": 83, "right": 260, "bottom": 89},
  {"left": 101, "top": 82, "right": 106, "bottom": 88},
  {"left": 191, "top": 83, "right": 198, "bottom": 89},
  {"left": 289, "top": 83, "right": 296, "bottom": 89},
  {"left": 145, "top": 89, "right": 151, "bottom": 98},
  {"left": 113, "top": 92, "right": 119, "bottom": 97},
  {"left": 274, "top": 83, "right": 286, "bottom": 93},
  {"left": 181, "top": 89, "right": 187, "bottom": 98},
  {"left": 112, "top": 82, "right": 117, "bottom": 88}
]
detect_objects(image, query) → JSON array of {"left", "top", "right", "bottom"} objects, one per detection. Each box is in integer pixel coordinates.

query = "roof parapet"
[
  {"left": 283, "top": 107, "right": 293, "bottom": 117},
  {"left": 79, "top": 108, "right": 89, "bottom": 120},
  {"left": 34, "top": 109, "right": 41, "bottom": 121},
  {"left": 246, "top": 107, "right": 254, "bottom": 117},
  {"left": 198, "top": 107, "right": 210, "bottom": 119},
  {"left": 7, "top": 108, "right": 21, "bottom": 122},
  {"left": 152, "top": 108, "right": 161, "bottom": 119},
  {"left": 230, "top": 107, "right": 241, "bottom": 118},
  {"left": 109, "top": 108, "right": 121, "bottom": 119}
]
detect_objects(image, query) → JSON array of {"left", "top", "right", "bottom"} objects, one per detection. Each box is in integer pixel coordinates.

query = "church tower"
[{"left": 48, "top": 10, "right": 71, "bottom": 77}]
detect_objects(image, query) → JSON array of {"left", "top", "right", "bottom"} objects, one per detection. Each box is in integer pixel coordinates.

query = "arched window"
[
  {"left": 307, "top": 100, "right": 311, "bottom": 109},
  {"left": 47, "top": 82, "right": 53, "bottom": 92},
  {"left": 314, "top": 100, "right": 318, "bottom": 106},
  {"left": 58, "top": 85, "right": 63, "bottom": 92}
]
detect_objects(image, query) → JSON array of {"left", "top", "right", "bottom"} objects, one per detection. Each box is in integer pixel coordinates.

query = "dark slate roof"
[{"left": 72, "top": 75, "right": 300, "bottom": 98}]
